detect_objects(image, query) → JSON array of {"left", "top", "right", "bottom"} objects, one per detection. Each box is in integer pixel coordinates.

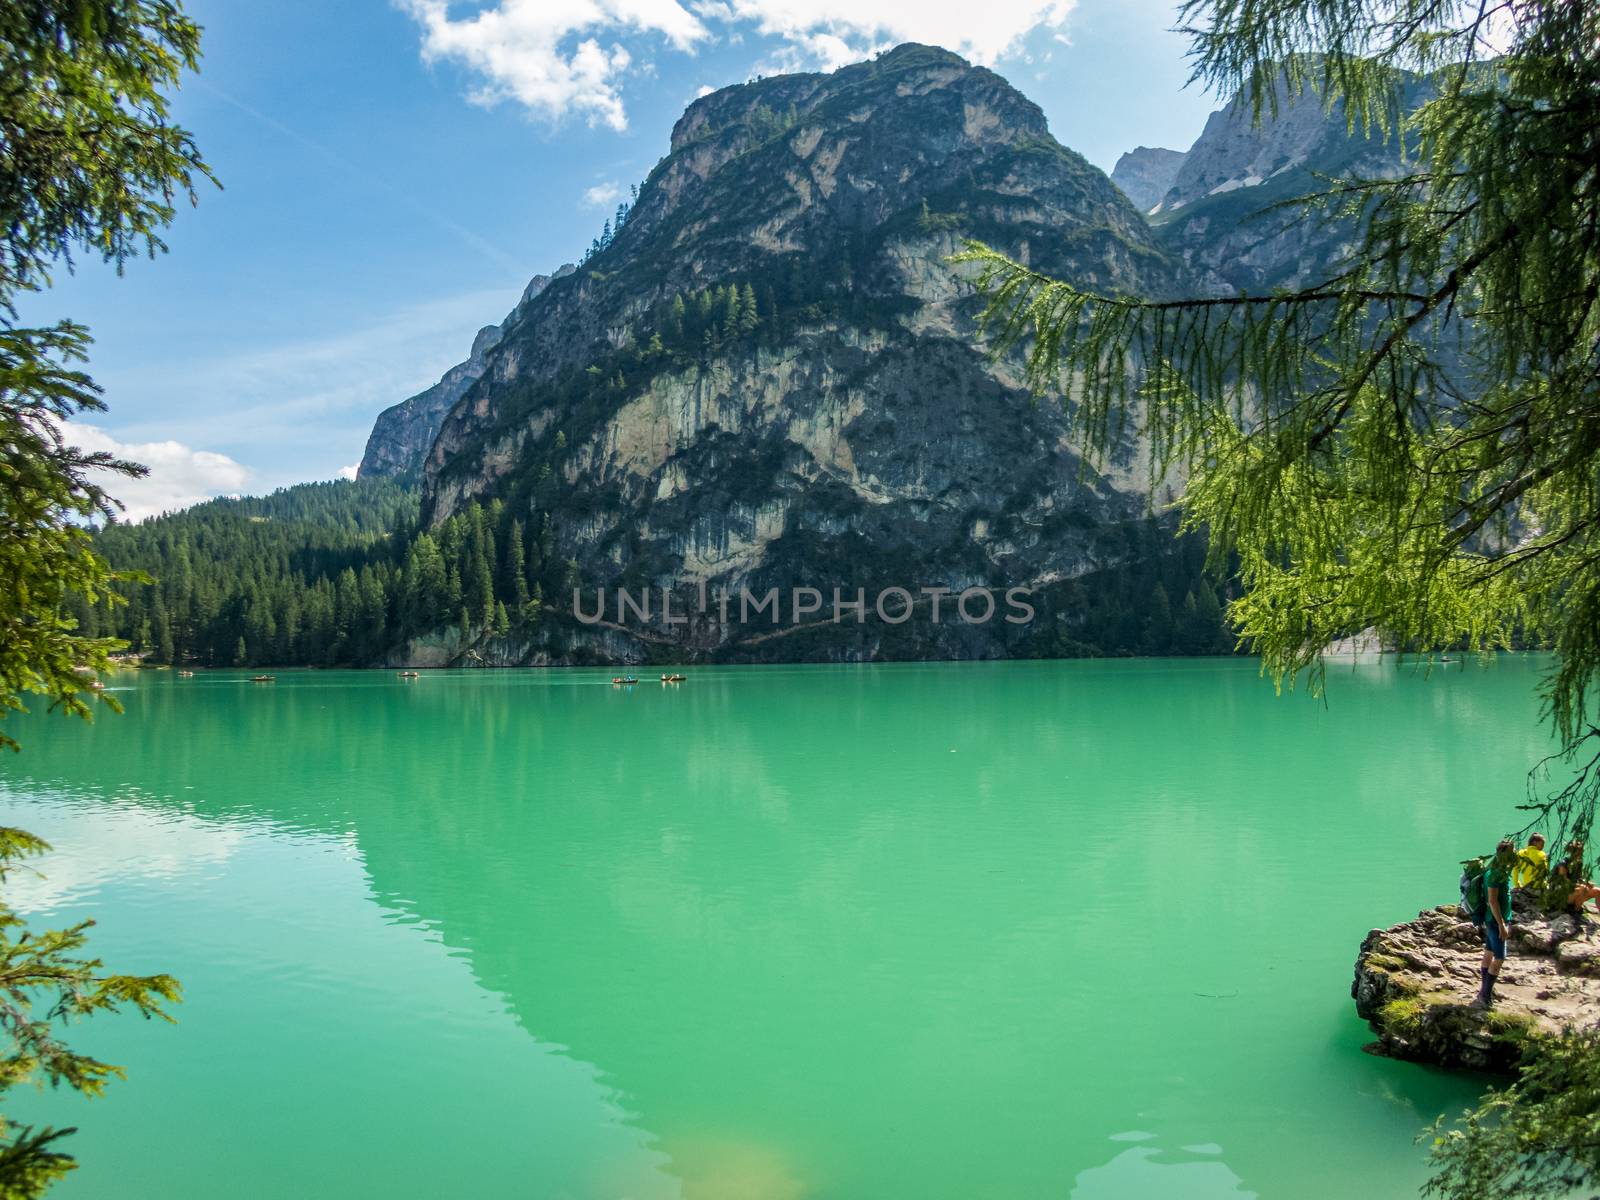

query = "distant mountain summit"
[
  {"left": 359, "top": 265, "right": 575, "bottom": 478},
  {"left": 1110, "top": 146, "right": 1187, "bottom": 212},
  {"left": 1141, "top": 68, "right": 1428, "bottom": 293}
]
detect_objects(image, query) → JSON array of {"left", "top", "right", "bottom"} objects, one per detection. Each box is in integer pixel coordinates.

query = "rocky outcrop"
[
  {"left": 1352, "top": 896, "right": 1600, "bottom": 1072},
  {"left": 1110, "top": 146, "right": 1186, "bottom": 213},
  {"left": 357, "top": 267, "right": 574, "bottom": 478}
]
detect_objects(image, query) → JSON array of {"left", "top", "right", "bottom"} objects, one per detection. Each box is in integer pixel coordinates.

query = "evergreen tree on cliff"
[
  {"left": 960, "top": 2, "right": 1599, "bottom": 1195},
  {"left": 0, "top": 1, "right": 212, "bottom": 1192}
]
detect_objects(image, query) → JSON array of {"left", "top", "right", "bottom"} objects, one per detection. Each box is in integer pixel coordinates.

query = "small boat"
[
  {"left": 250, "top": 674, "right": 276, "bottom": 683},
  {"left": 398, "top": 671, "right": 420, "bottom": 678},
  {"left": 178, "top": 670, "right": 194, "bottom": 678},
  {"left": 88, "top": 680, "right": 106, "bottom": 691},
  {"left": 612, "top": 676, "right": 639, "bottom": 686},
  {"left": 660, "top": 673, "right": 687, "bottom": 683}
]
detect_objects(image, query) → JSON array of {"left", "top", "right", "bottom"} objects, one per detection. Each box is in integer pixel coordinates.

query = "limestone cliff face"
[
  {"left": 1110, "top": 146, "right": 1186, "bottom": 213},
  {"left": 358, "top": 267, "right": 573, "bottom": 478},
  {"left": 413, "top": 44, "right": 1189, "bottom": 661}
]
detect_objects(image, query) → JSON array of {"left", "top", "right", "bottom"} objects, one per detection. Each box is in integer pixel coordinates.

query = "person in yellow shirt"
[{"left": 1514, "top": 833, "right": 1549, "bottom": 889}]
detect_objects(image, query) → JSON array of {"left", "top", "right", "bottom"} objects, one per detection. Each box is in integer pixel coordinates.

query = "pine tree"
[
  {"left": 503, "top": 520, "right": 530, "bottom": 613},
  {"left": 738, "top": 282, "right": 760, "bottom": 334},
  {"left": 404, "top": 533, "right": 448, "bottom": 631},
  {"left": 0, "top": 0, "right": 213, "bottom": 755},
  {"left": 0, "top": 831, "right": 182, "bottom": 1199}
]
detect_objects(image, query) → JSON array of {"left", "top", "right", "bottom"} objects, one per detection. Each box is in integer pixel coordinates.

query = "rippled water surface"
[{"left": 0, "top": 658, "right": 1557, "bottom": 1198}]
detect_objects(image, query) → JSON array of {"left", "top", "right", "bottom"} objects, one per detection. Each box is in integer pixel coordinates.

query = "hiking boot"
[{"left": 1473, "top": 968, "right": 1497, "bottom": 1009}]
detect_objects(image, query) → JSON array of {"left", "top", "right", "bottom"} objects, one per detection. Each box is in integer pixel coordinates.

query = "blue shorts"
[{"left": 1483, "top": 919, "right": 1507, "bottom": 959}]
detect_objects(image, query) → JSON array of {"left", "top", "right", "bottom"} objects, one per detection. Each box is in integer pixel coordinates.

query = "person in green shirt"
[
  {"left": 1514, "top": 833, "right": 1549, "bottom": 890},
  {"left": 1475, "top": 840, "right": 1516, "bottom": 1010}
]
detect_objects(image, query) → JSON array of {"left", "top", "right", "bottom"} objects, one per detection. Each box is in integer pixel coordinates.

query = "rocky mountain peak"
[
  {"left": 667, "top": 44, "right": 1000, "bottom": 155},
  {"left": 385, "top": 44, "right": 1190, "bottom": 662},
  {"left": 467, "top": 324, "right": 502, "bottom": 361},
  {"left": 357, "top": 265, "right": 571, "bottom": 479},
  {"left": 1110, "top": 146, "right": 1188, "bottom": 213},
  {"left": 1156, "top": 75, "right": 1334, "bottom": 213},
  {"left": 344, "top": 45, "right": 1447, "bottom": 664}
]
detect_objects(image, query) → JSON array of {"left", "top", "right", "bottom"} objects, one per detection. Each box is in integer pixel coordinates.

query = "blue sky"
[{"left": 25, "top": 0, "right": 1224, "bottom": 519}]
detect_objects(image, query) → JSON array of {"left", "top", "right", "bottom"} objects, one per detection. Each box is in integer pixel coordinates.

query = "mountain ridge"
[
  {"left": 334, "top": 45, "right": 1425, "bottom": 666},
  {"left": 400, "top": 42, "right": 1199, "bottom": 662}
]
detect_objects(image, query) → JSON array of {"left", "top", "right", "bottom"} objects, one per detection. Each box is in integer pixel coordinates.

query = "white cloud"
[
  {"left": 1, "top": 796, "right": 247, "bottom": 915},
  {"left": 400, "top": 0, "right": 1076, "bottom": 127},
  {"left": 338, "top": 463, "right": 360, "bottom": 481},
  {"left": 400, "top": 0, "right": 712, "bottom": 131},
  {"left": 583, "top": 180, "right": 625, "bottom": 207},
  {"left": 61, "top": 422, "right": 251, "bottom": 523},
  {"left": 725, "top": 1, "right": 1078, "bottom": 68}
]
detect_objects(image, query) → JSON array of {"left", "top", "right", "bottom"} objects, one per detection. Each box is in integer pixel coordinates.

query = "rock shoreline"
[{"left": 1353, "top": 891, "right": 1600, "bottom": 1071}]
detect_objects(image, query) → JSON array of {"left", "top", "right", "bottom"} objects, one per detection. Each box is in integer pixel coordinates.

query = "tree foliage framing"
[
  {"left": 957, "top": 0, "right": 1598, "bottom": 748},
  {"left": 1, "top": 2, "right": 210, "bottom": 1192},
  {"left": 0, "top": 830, "right": 180, "bottom": 1198},
  {"left": 0, "top": 0, "right": 214, "bottom": 751}
]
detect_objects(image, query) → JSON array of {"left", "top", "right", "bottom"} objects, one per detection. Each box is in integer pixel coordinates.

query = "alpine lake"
[{"left": 0, "top": 655, "right": 1558, "bottom": 1198}]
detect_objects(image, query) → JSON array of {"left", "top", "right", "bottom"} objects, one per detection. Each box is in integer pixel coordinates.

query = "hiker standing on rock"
[{"left": 1475, "top": 840, "right": 1516, "bottom": 1010}]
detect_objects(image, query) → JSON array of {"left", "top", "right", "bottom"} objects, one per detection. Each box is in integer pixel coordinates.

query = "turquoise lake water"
[{"left": 0, "top": 656, "right": 1558, "bottom": 1198}]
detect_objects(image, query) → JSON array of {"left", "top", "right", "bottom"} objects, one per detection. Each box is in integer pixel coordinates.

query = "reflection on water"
[
  {"left": 1073, "top": 1139, "right": 1252, "bottom": 1199},
  {"left": 0, "top": 658, "right": 1555, "bottom": 1198},
  {"left": 4, "top": 790, "right": 248, "bottom": 910}
]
